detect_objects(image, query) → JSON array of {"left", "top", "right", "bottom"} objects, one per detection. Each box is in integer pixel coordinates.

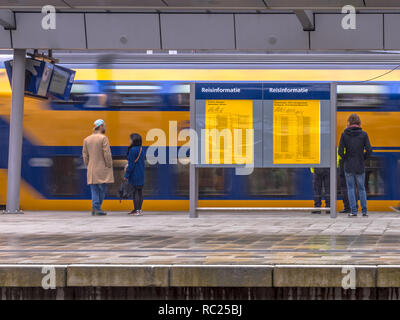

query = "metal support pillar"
[
  {"left": 189, "top": 164, "right": 198, "bottom": 218},
  {"left": 330, "top": 82, "right": 337, "bottom": 218},
  {"left": 5, "top": 49, "right": 26, "bottom": 214},
  {"left": 189, "top": 83, "right": 198, "bottom": 218}
]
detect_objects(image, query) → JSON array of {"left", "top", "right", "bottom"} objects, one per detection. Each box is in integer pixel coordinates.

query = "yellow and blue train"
[{"left": 0, "top": 60, "right": 399, "bottom": 211}]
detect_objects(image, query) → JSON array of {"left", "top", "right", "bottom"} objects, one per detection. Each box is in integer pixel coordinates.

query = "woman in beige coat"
[{"left": 82, "top": 119, "right": 114, "bottom": 215}]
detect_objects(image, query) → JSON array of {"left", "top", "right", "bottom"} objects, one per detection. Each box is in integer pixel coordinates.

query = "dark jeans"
[
  {"left": 313, "top": 171, "right": 330, "bottom": 208},
  {"left": 133, "top": 186, "right": 144, "bottom": 211},
  {"left": 340, "top": 171, "right": 358, "bottom": 211},
  {"left": 345, "top": 172, "right": 367, "bottom": 214},
  {"left": 90, "top": 183, "right": 107, "bottom": 211},
  {"left": 339, "top": 171, "right": 351, "bottom": 210},
  {"left": 340, "top": 159, "right": 360, "bottom": 211}
]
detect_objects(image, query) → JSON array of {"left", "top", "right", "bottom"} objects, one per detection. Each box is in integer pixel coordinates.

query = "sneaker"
[
  {"left": 128, "top": 210, "right": 137, "bottom": 215},
  {"left": 348, "top": 212, "right": 357, "bottom": 217},
  {"left": 93, "top": 210, "right": 107, "bottom": 216},
  {"left": 311, "top": 210, "right": 321, "bottom": 214},
  {"left": 340, "top": 209, "right": 351, "bottom": 214},
  {"left": 133, "top": 210, "right": 143, "bottom": 216},
  {"left": 362, "top": 212, "right": 368, "bottom": 217}
]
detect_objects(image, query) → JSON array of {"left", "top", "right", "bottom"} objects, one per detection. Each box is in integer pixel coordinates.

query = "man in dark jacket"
[{"left": 338, "top": 114, "right": 372, "bottom": 217}]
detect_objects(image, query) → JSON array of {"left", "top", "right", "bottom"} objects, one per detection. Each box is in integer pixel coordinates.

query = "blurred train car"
[{"left": 0, "top": 58, "right": 399, "bottom": 211}]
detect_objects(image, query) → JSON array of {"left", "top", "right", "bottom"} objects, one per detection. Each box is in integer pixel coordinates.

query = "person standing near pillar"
[
  {"left": 311, "top": 168, "right": 330, "bottom": 214},
  {"left": 338, "top": 114, "right": 372, "bottom": 217},
  {"left": 82, "top": 119, "right": 114, "bottom": 216}
]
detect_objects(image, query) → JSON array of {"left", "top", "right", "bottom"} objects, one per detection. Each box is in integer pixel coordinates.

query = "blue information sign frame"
[
  {"left": 189, "top": 82, "right": 337, "bottom": 219},
  {"left": 194, "top": 82, "right": 331, "bottom": 169}
]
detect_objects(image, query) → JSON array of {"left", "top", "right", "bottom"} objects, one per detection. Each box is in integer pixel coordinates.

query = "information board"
[
  {"left": 272, "top": 100, "right": 320, "bottom": 164},
  {"left": 195, "top": 82, "right": 331, "bottom": 168},
  {"left": 205, "top": 99, "right": 253, "bottom": 165}
]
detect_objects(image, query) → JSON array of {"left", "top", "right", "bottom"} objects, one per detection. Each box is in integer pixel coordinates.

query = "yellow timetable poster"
[
  {"left": 273, "top": 100, "right": 320, "bottom": 164},
  {"left": 205, "top": 100, "right": 253, "bottom": 164}
]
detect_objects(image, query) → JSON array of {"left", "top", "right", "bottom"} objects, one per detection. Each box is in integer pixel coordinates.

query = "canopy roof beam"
[
  {"left": 0, "top": 10, "right": 15, "bottom": 30},
  {"left": 294, "top": 10, "right": 314, "bottom": 31}
]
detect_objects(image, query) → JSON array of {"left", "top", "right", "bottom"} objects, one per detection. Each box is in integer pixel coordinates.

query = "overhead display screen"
[
  {"left": 4, "top": 58, "right": 76, "bottom": 101},
  {"left": 48, "top": 67, "right": 69, "bottom": 95}
]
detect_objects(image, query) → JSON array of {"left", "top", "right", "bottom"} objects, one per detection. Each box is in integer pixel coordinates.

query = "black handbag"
[{"left": 118, "top": 180, "right": 134, "bottom": 202}]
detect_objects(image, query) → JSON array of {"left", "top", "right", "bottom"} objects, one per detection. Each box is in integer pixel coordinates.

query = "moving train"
[{"left": 0, "top": 56, "right": 399, "bottom": 211}]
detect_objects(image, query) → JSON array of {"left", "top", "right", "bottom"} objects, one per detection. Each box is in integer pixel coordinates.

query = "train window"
[
  {"left": 245, "top": 168, "right": 296, "bottom": 196},
  {"left": 170, "top": 161, "right": 189, "bottom": 197},
  {"left": 199, "top": 168, "right": 230, "bottom": 197},
  {"left": 49, "top": 156, "right": 82, "bottom": 196},
  {"left": 365, "top": 156, "right": 384, "bottom": 196},
  {"left": 50, "top": 81, "right": 190, "bottom": 109},
  {"left": 143, "top": 161, "right": 160, "bottom": 196},
  {"left": 106, "top": 82, "right": 190, "bottom": 108},
  {"left": 337, "top": 84, "right": 386, "bottom": 108},
  {"left": 107, "top": 83, "right": 163, "bottom": 107},
  {"left": 49, "top": 81, "right": 110, "bottom": 109}
]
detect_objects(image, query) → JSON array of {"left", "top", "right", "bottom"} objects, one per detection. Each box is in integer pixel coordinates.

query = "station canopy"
[{"left": 1, "top": 1, "right": 400, "bottom": 52}]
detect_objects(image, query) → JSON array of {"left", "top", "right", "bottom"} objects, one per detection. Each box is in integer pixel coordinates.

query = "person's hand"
[{"left": 123, "top": 177, "right": 128, "bottom": 182}]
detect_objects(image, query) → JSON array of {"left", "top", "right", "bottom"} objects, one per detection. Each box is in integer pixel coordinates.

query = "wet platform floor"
[{"left": 1, "top": 211, "right": 400, "bottom": 265}]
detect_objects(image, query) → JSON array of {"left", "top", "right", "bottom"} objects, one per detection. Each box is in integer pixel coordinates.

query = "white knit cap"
[{"left": 94, "top": 119, "right": 104, "bottom": 128}]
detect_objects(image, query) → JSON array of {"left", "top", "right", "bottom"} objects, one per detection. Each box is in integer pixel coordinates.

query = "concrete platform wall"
[{"left": 2, "top": 265, "right": 400, "bottom": 299}]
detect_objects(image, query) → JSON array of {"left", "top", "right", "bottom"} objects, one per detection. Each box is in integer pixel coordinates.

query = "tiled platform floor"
[{"left": 1, "top": 211, "right": 400, "bottom": 265}]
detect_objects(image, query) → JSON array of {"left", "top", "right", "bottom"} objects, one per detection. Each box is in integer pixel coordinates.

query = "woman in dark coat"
[{"left": 124, "top": 133, "right": 145, "bottom": 215}]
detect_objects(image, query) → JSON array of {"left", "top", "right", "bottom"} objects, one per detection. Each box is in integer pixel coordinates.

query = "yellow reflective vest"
[{"left": 310, "top": 148, "right": 341, "bottom": 174}]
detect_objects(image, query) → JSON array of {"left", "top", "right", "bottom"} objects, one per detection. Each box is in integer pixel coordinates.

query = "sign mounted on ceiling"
[{"left": 4, "top": 58, "right": 75, "bottom": 101}]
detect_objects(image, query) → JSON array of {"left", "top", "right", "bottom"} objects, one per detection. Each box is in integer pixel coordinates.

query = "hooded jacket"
[{"left": 338, "top": 125, "right": 372, "bottom": 175}]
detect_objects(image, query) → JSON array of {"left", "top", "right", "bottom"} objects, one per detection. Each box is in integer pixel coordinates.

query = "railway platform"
[
  {"left": 2, "top": 211, "right": 400, "bottom": 299},
  {"left": 3, "top": 0, "right": 400, "bottom": 305}
]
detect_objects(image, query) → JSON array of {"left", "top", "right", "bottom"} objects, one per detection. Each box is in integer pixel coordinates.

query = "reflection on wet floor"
[{"left": 1, "top": 211, "right": 400, "bottom": 264}]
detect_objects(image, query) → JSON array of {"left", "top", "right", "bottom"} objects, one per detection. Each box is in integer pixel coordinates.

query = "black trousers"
[
  {"left": 313, "top": 169, "right": 330, "bottom": 208},
  {"left": 132, "top": 186, "right": 144, "bottom": 211}
]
